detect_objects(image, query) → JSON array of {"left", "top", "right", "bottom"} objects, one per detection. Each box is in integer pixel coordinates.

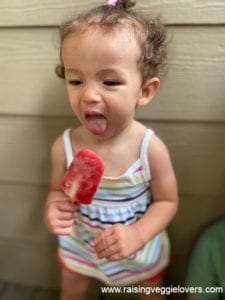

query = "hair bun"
[{"left": 115, "top": 0, "right": 136, "bottom": 10}]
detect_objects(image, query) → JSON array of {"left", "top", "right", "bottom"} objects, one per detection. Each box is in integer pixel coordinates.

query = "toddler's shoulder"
[
  {"left": 147, "top": 133, "right": 174, "bottom": 175},
  {"left": 148, "top": 133, "right": 170, "bottom": 158},
  {"left": 51, "top": 133, "right": 66, "bottom": 164},
  {"left": 52, "top": 133, "right": 64, "bottom": 151}
]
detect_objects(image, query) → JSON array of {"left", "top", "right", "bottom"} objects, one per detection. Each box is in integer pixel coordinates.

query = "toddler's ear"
[{"left": 137, "top": 78, "right": 160, "bottom": 107}]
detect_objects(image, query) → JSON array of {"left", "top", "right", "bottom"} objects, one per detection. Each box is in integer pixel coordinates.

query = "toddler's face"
[{"left": 62, "top": 27, "right": 145, "bottom": 138}]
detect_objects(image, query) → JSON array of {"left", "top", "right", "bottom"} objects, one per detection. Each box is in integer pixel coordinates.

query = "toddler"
[{"left": 44, "top": 0, "right": 178, "bottom": 299}]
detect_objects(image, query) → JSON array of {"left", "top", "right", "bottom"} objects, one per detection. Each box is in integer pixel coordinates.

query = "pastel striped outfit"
[{"left": 58, "top": 128, "right": 170, "bottom": 285}]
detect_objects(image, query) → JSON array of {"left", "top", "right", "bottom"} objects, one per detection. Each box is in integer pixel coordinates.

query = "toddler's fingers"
[
  {"left": 50, "top": 220, "right": 74, "bottom": 235},
  {"left": 96, "top": 241, "right": 119, "bottom": 259},
  {"left": 57, "top": 201, "right": 76, "bottom": 212},
  {"left": 91, "top": 227, "right": 113, "bottom": 247},
  {"left": 56, "top": 226, "right": 73, "bottom": 236},
  {"left": 94, "top": 233, "right": 115, "bottom": 252},
  {"left": 58, "top": 211, "right": 74, "bottom": 221},
  {"left": 104, "top": 251, "right": 124, "bottom": 262},
  {"left": 59, "top": 219, "right": 75, "bottom": 228}
]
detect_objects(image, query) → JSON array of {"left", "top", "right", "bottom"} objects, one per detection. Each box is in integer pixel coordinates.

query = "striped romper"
[{"left": 58, "top": 128, "right": 170, "bottom": 286}]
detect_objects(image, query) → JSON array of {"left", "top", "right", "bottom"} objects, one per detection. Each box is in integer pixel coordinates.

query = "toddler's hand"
[
  {"left": 92, "top": 223, "right": 144, "bottom": 261},
  {"left": 44, "top": 191, "right": 75, "bottom": 235}
]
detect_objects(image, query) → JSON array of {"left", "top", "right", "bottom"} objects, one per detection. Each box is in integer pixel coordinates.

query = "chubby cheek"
[
  {"left": 68, "top": 94, "right": 80, "bottom": 117},
  {"left": 110, "top": 102, "right": 136, "bottom": 126},
  {"left": 115, "top": 92, "right": 140, "bottom": 115}
]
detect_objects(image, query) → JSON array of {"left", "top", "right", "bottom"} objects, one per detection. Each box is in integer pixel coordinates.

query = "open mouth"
[{"left": 84, "top": 112, "right": 107, "bottom": 135}]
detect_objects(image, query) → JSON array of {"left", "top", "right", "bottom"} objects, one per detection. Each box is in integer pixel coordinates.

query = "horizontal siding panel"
[
  {"left": 0, "top": 116, "right": 224, "bottom": 196},
  {"left": 0, "top": 183, "right": 51, "bottom": 242},
  {"left": 1, "top": 27, "right": 225, "bottom": 121},
  {"left": 0, "top": 284, "right": 59, "bottom": 300},
  {"left": 0, "top": 116, "right": 78, "bottom": 185},
  {"left": 167, "top": 253, "right": 189, "bottom": 286},
  {"left": 0, "top": 238, "right": 60, "bottom": 288},
  {"left": 0, "top": 239, "right": 102, "bottom": 294},
  {"left": 137, "top": 26, "right": 225, "bottom": 121},
  {"left": 0, "top": 284, "right": 36, "bottom": 300},
  {"left": 169, "top": 196, "right": 225, "bottom": 253},
  {"left": 0, "top": 28, "right": 72, "bottom": 117},
  {"left": 0, "top": 237, "right": 103, "bottom": 294},
  {"left": 0, "top": 0, "right": 225, "bottom": 26}
]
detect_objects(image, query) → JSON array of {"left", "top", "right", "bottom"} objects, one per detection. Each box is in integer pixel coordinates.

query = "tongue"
[{"left": 86, "top": 115, "right": 107, "bottom": 135}]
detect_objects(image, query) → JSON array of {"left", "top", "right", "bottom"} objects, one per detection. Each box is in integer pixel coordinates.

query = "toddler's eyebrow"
[
  {"left": 64, "top": 67, "right": 126, "bottom": 78},
  {"left": 97, "top": 68, "right": 126, "bottom": 77},
  {"left": 64, "top": 68, "right": 81, "bottom": 75}
]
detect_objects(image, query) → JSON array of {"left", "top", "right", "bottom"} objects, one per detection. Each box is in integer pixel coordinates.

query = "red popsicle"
[{"left": 62, "top": 149, "right": 104, "bottom": 204}]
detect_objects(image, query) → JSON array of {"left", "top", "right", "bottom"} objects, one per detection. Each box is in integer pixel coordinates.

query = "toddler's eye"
[
  {"left": 104, "top": 80, "right": 120, "bottom": 86},
  {"left": 69, "top": 80, "right": 82, "bottom": 86}
]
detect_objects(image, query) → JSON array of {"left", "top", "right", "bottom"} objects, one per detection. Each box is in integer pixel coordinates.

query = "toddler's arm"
[
  {"left": 133, "top": 134, "right": 178, "bottom": 242},
  {"left": 93, "top": 134, "right": 178, "bottom": 261},
  {"left": 44, "top": 136, "right": 75, "bottom": 235}
]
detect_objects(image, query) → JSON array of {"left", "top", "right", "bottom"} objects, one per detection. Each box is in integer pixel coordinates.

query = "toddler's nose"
[{"left": 82, "top": 84, "right": 102, "bottom": 104}]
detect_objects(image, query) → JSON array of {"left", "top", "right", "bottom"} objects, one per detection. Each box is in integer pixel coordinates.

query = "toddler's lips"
[{"left": 85, "top": 112, "right": 107, "bottom": 135}]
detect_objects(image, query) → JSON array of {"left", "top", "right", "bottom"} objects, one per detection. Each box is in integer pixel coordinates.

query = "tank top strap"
[
  {"left": 140, "top": 129, "right": 155, "bottom": 182},
  {"left": 63, "top": 128, "right": 74, "bottom": 167}
]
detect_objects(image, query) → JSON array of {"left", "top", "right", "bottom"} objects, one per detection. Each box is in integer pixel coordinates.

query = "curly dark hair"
[{"left": 55, "top": 0, "right": 168, "bottom": 82}]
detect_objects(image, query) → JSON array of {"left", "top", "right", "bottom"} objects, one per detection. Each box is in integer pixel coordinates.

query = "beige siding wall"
[{"left": 0, "top": 0, "right": 225, "bottom": 296}]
